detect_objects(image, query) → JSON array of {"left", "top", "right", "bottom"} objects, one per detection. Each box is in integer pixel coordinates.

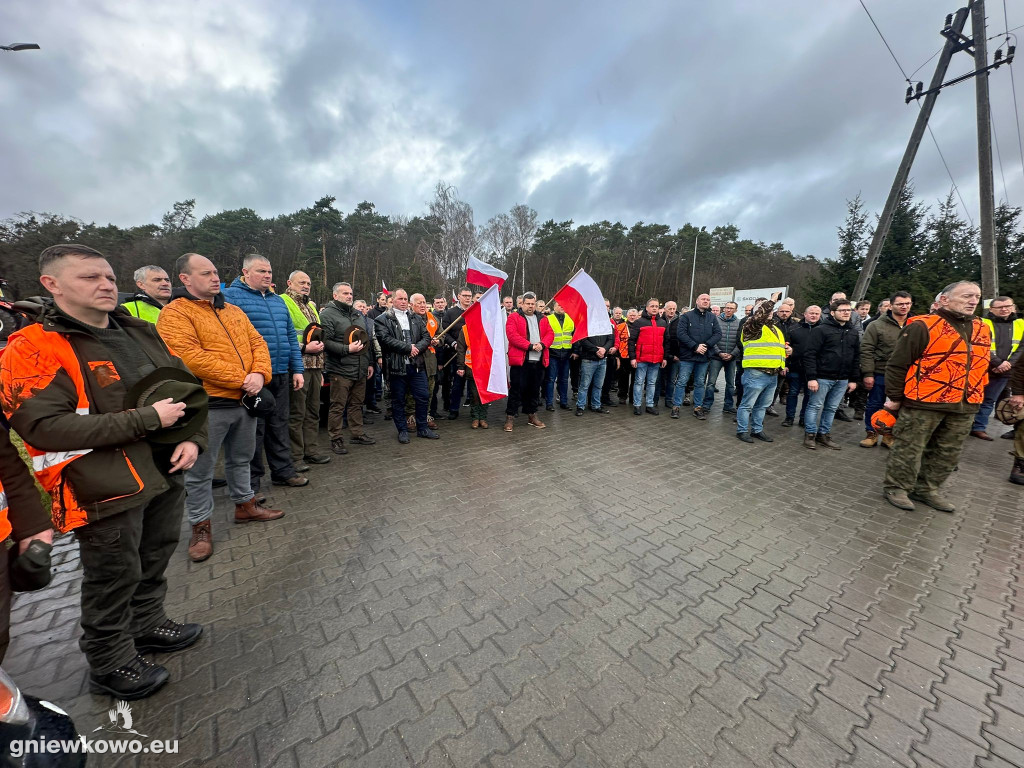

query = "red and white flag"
[
  {"left": 381, "top": 280, "right": 390, "bottom": 296},
  {"left": 466, "top": 255, "right": 508, "bottom": 290},
  {"left": 461, "top": 285, "right": 508, "bottom": 404},
  {"left": 553, "top": 269, "right": 614, "bottom": 342}
]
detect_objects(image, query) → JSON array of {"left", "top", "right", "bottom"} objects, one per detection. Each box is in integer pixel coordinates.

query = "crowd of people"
[{"left": 0, "top": 243, "right": 1020, "bottom": 704}]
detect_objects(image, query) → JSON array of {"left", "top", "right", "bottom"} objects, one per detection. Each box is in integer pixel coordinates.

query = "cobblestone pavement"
[{"left": 5, "top": 398, "right": 1023, "bottom": 767}]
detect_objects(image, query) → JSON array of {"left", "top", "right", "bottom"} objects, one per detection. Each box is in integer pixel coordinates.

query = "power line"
[
  {"left": 991, "top": 100, "right": 1010, "bottom": 202},
  {"left": 1003, "top": 0, "right": 1024, "bottom": 182},
  {"left": 924, "top": 121, "right": 975, "bottom": 226},
  {"left": 858, "top": 0, "right": 911, "bottom": 81},
  {"left": 908, "top": 47, "right": 942, "bottom": 81},
  {"left": 858, "top": 0, "right": 977, "bottom": 223}
]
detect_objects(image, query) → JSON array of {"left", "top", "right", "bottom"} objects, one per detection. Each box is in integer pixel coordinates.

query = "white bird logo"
[{"left": 109, "top": 700, "right": 132, "bottom": 730}]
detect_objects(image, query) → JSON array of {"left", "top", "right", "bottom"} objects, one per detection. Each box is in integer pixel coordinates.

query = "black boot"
[
  {"left": 134, "top": 618, "right": 203, "bottom": 654},
  {"left": 1011, "top": 457, "right": 1024, "bottom": 486},
  {"left": 90, "top": 653, "right": 169, "bottom": 700}
]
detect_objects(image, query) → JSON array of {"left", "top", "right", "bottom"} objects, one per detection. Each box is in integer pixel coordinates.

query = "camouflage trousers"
[
  {"left": 1014, "top": 422, "right": 1024, "bottom": 459},
  {"left": 883, "top": 407, "right": 974, "bottom": 494}
]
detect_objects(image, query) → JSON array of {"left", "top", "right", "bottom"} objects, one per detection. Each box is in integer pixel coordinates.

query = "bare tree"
[
  {"left": 423, "top": 182, "right": 479, "bottom": 281},
  {"left": 509, "top": 203, "right": 538, "bottom": 293}
]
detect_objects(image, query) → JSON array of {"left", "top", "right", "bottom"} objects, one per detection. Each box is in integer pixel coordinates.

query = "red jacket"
[
  {"left": 507, "top": 310, "right": 555, "bottom": 366},
  {"left": 628, "top": 310, "right": 668, "bottom": 363}
]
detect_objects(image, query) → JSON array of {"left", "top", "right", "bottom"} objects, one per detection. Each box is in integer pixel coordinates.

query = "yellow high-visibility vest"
[
  {"left": 982, "top": 317, "right": 1023, "bottom": 359},
  {"left": 547, "top": 314, "right": 574, "bottom": 350},
  {"left": 741, "top": 324, "right": 786, "bottom": 369}
]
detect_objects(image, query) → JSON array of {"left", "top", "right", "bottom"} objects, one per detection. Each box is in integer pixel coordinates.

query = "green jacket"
[
  {"left": 859, "top": 312, "right": 907, "bottom": 376},
  {"left": 320, "top": 300, "right": 373, "bottom": 380}
]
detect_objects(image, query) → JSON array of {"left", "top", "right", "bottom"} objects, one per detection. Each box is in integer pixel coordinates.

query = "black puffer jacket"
[{"left": 803, "top": 315, "right": 861, "bottom": 382}]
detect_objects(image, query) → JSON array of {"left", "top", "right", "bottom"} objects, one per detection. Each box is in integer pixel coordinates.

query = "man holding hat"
[
  {"left": 280, "top": 270, "right": 330, "bottom": 467},
  {"left": 158, "top": 253, "right": 282, "bottom": 564},
  {"left": 0, "top": 244, "right": 208, "bottom": 701},
  {"left": 320, "top": 281, "right": 376, "bottom": 454}
]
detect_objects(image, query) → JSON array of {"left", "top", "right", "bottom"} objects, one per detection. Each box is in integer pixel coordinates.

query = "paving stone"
[{"left": 5, "top": 411, "right": 1020, "bottom": 768}]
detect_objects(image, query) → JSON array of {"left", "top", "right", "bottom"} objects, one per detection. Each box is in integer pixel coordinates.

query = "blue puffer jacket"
[{"left": 223, "top": 278, "right": 304, "bottom": 375}]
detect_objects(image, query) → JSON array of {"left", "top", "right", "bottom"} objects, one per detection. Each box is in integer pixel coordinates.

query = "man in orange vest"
[
  {"left": 882, "top": 281, "right": 990, "bottom": 513},
  {"left": 0, "top": 244, "right": 207, "bottom": 700}
]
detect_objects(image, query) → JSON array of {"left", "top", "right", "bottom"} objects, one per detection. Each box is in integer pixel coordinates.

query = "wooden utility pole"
[
  {"left": 852, "top": 6, "right": 970, "bottom": 301},
  {"left": 973, "top": 0, "right": 999, "bottom": 298}
]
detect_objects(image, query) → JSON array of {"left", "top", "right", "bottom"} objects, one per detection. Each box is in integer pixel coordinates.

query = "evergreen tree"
[{"left": 805, "top": 194, "right": 869, "bottom": 301}]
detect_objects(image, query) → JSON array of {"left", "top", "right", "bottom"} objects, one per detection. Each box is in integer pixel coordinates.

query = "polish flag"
[
  {"left": 461, "top": 285, "right": 508, "bottom": 403},
  {"left": 553, "top": 269, "right": 614, "bottom": 342},
  {"left": 381, "top": 280, "right": 390, "bottom": 296},
  {"left": 466, "top": 255, "right": 508, "bottom": 290}
]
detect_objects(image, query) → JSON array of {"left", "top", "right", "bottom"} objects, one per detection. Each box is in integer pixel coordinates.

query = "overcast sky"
[{"left": 1, "top": 0, "right": 1022, "bottom": 260}]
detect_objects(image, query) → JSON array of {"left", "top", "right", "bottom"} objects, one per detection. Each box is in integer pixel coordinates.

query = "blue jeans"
[
  {"left": 390, "top": 365, "right": 429, "bottom": 433},
  {"left": 864, "top": 373, "right": 887, "bottom": 431},
  {"left": 673, "top": 359, "right": 712, "bottom": 409},
  {"left": 577, "top": 359, "right": 607, "bottom": 410},
  {"left": 663, "top": 360, "right": 681, "bottom": 406},
  {"left": 972, "top": 376, "right": 1009, "bottom": 433},
  {"left": 707, "top": 357, "right": 737, "bottom": 410},
  {"left": 736, "top": 369, "right": 777, "bottom": 434},
  {"left": 785, "top": 370, "right": 811, "bottom": 421},
  {"left": 633, "top": 362, "right": 661, "bottom": 406},
  {"left": 804, "top": 379, "right": 848, "bottom": 435},
  {"left": 546, "top": 356, "right": 571, "bottom": 407}
]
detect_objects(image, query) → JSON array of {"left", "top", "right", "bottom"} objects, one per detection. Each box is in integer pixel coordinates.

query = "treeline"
[
  {"left": 0, "top": 182, "right": 819, "bottom": 308},
  {"left": 2, "top": 179, "right": 1021, "bottom": 311},
  {"left": 809, "top": 186, "right": 1024, "bottom": 306}
]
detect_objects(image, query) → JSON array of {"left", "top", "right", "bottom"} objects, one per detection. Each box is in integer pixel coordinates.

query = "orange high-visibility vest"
[
  {"left": 462, "top": 326, "right": 472, "bottom": 368},
  {"left": 0, "top": 477, "right": 10, "bottom": 541},
  {"left": 2, "top": 324, "right": 142, "bottom": 532},
  {"left": 904, "top": 314, "right": 990, "bottom": 405},
  {"left": 427, "top": 311, "right": 439, "bottom": 354}
]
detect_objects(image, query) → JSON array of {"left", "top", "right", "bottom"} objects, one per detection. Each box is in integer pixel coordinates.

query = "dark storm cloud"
[{"left": 0, "top": 0, "right": 1020, "bottom": 260}]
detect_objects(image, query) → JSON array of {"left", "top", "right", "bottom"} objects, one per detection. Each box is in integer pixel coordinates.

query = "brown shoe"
[
  {"left": 504, "top": 416, "right": 514, "bottom": 432},
  {"left": 471, "top": 419, "right": 479, "bottom": 429},
  {"left": 479, "top": 420, "right": 489, "bottom": 429},
  {"left": 427, "top": 417, "right": 439, "bottom": 429},
  {"left": 802, "top": 433, "right": 817, "bottom": 450},
  {"left": 970, "top": 430, "right": 994, "bottom": 441},
  {"left": 881, "top": 434, "right": 894, "bottom": 449},
  {"left": 188, "top": 520, "right": 212, "bottom": 562},
  {"left": 234, "top": 498, "right": 284, "bottom": 523},
  {"left": 859, "top": 431, "right": 878, "bottom": 448},
  {"left": 527, "top": 414, "right": 546, "bottom": 429},
  {"left": 815, "top": 433, "right": 842, "bottom": 450}
]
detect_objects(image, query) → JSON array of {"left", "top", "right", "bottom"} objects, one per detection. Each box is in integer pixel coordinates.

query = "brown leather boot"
[
  {"left": 188, "top": 520, "right": 212, "bottom": 562},
  {"left": 504, "top": 416, "right": 514, "bottom": 432},
  {"left": 859, "top": 431, "right": 878, "bottom": 448},
  {"left": 527, "top": 414, "right": 546, "bottom": 429},
  {"left": 234, "top": 498, "right": 284, "bottom": 523}
]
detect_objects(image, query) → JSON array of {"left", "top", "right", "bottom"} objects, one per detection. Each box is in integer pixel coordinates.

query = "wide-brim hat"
[
  {"left": 347, "top": 325, "right": 369, "bottom": 346},
  {"left": 303, "top": 322, "right": 323, "bottom": 346},
  {"left": 124, "top": 367, "right": 208, "bottom": 445},
  {"left": 995, "top": 398, "right": 1024, "bottom": 425}
]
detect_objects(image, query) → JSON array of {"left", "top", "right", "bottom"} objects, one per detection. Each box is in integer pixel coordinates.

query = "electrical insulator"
[
  {"left": 906, "top": 85, "right": 914, "bottom": 102},
  {"left": 944, "top": 13, "right": 953, "bottom": 28},
  {"left": 916, "top": 82, "right": 923, "bottom": 96}
]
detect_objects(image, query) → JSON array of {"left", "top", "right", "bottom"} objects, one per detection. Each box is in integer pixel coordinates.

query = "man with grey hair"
[
  {"left": 224, "top": 255, "right": 308, "bottom": 494},
  {"left": 882, "top": 281, "right": 989, "bottom": 512},
  {"left": 121, "top": 265, "right": 171, "bottom": 323},
  {"left": 280, "top": 270, "right": 329, "bottom": 467},
  {"left": 320, "top": 281, "right": 376, "bottom": 454}
]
